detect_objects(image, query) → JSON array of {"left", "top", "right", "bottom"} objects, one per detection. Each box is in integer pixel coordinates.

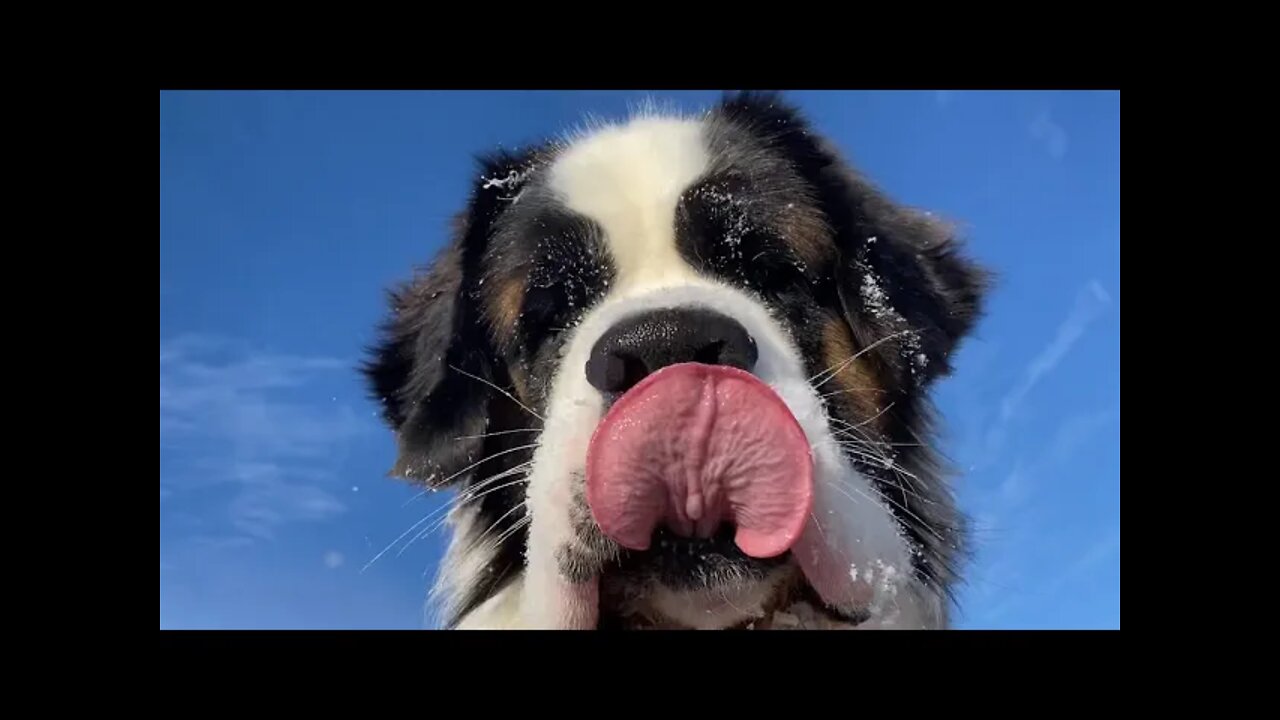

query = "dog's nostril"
[
  {"left": 588, "top": 353, "right": 650, "bottom": 394},
  {"left": 584, "top": 307, "right": 759, "bottom": 395},
  {"left": 693, "top": 340, "right": 726, "bottom": 366}
]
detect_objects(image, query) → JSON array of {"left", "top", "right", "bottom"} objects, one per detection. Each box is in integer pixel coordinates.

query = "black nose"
[{"left": 585, "top": 307, "right": 759, "bottom": 395}]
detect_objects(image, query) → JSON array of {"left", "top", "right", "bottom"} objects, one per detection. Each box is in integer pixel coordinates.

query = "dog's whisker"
[
  {"left": 400, "top": 487, "right": 430, "bottom": 508},
  {"left": 492, "top": 513, "right": 531, "bottom": 547},
  {"left": 824, "top": 404, "right": 896, "bottom": 430},
  {"left": 468, "top": 500, "right": 531, "bottom": 552},
  {"left": 818, "top": 385, "right": 890, "bottom": 400},
  {"left": 457, "top": 460, "right": 536, "bottom": 498},
  {"left": 827, "top": 475, "right": 949, "bottom": 545},
  {"left": 815, "top": 434, "right": 920, "bottom": 485},
  {"left": 827, "top": 411, "right": 919, "bottom": 468},
  {"left": 831, "top": 437, "right": 923, "bottom": 454},
  {"left": 809, "top": 510, "right": 829, "bottom": 541},
  {"left": 834, "top": 425, "right": 926, "bottom": 481},
  {"left": 830, "top": 439, "right": 928, "bottom": 493},
  {"left": 828, "top": 429, "right": 922, "bottom": 448},
  {"left": 448, "top": 364, "right": 545, "bottom": 423},
  {"left": 454, "top": 428, "right": 543, "bottom": 441},
  {"left": 852, "top": 403, "right": 896, "bottom": 429},
  {"left": 808, "top": 330, "right": 915, "bottom": 389},
  {"left": 417, "top": 475, "right": 532, "bottom": 544},
  {"left": 833, "top": 448, "right": 934, "bottom": 505},
  {"left": 400, "top": 453, "right": 533, "bottom": 510},
  {"left": 413, "top": 462, "right": 536, "bottom": 535},
  {"left": 362, "top": 509, "right": 439, "bottom": 574},
  {"left": 825, "top": 417, "right": 913, "bottom": 465},
  {"left": 371, "top": 461, "right": 536, "bottom": 569},
  {"left": 436, "top": 443, "right": 541, "bottom": 486}
]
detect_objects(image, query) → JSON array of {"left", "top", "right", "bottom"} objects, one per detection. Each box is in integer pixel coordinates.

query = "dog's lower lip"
[{"left": 647, "top": 524, "right": 744, "bottom": 556}]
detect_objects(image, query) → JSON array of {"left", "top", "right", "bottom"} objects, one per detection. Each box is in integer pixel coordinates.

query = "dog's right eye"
[
  {"left": 519, "top": 284, "right": 568, "bottom": 351},
  {"left": 518, "top": 235, "right": 612, "bottom": 353}
]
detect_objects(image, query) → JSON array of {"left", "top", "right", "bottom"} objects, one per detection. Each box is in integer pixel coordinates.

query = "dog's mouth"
[
  {"left": 601, "top": 523, "right": 790, "bottom": 594},
  {"left": 581, "top": 362, "right": 866, "bottom": 629},
  {"left": 594, "top": 534, "right": 869, "bottom": 629}
]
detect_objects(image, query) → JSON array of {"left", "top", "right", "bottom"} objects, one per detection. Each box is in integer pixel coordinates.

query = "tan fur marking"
[
  {"left": 821, "top": 315, "right": 887, "bottom": 431},
  {"left": 777, "top": 202, "right": 833, "bottom": 268},
  {"left": 484, "top": 275, "right": 527, "bottom": 347}
]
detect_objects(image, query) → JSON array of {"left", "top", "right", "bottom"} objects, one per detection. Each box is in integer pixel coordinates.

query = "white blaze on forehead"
[{"left": 547, "top": 117, "right": 709, "bottom": 291}]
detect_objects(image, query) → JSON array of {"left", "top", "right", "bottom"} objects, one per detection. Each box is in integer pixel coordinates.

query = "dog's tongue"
[{"left": 585, "top": 363, "right": 813, "bottom": 559}]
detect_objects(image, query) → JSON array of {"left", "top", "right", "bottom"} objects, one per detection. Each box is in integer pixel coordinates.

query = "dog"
[{"left": 363, "top": 91, "right": 990, "bottom": 630}]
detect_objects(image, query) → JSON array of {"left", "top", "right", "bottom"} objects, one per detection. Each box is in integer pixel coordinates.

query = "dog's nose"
[{"left": 585, "top": 307, "right": 759, "bottom": 395}]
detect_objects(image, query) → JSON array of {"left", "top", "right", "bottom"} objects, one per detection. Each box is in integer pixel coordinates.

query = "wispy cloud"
[
  {"left": 997, "top": 280, "right": 1111, "bottom": 429},
  {"left": 189, "top": 535, "right": 257, "bottom": 551},
  {"left": 965, "top": 404, "right": 1120, "bottom": 625},
  {"left": 324, "top": 551, "right": 346, "bottom": 569},
  {"left": 160, "top": 334, "right": 369, "bottom": 542},
  {"left": 979, "top": 523, "right": 1120, "bottom": 625},
  {"left": 1045, "top": 405, "right": 1120, "bottom": 467},
  {"left": 960, "top": 280, "right": 1116, "bottom": 623},
  {"left": 1029, "top": 109, "right": 1069, "bottom": 160},
  {"left": 1042, "top": 525, "right": 1120, "bottom": 597}
]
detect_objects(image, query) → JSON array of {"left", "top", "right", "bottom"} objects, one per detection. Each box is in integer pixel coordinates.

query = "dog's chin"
[{"left": 594, "top": 526, "right": 866, "bottom": 630}]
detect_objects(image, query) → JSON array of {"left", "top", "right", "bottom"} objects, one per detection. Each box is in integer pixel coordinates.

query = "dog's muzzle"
[{"left": 580, "top": 307, "right": 815, "bottom": 562}]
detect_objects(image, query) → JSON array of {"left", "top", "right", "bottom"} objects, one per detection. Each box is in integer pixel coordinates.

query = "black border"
[
  {"left": 158, "top": 30, "right": 1122, "bottom": 90},
  {"left": 161, "top": 67, "right": 1122, "bottom": 646},
  {"left": 159, "top": 629, "right": 1123, "bottom": 685}
]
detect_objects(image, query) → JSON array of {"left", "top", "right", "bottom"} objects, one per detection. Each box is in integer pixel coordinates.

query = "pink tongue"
[{"left": 585, "top": 363, "right": 814, "bottom": 559}]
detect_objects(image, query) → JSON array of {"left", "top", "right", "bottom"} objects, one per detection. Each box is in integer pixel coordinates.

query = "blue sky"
[{"left": 159, "top": 90, "right": 1120, "bottom": 630}]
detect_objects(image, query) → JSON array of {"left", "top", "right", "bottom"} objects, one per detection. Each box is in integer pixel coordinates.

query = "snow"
[
  {"left": 859, "top": 267, "right": 928, "bottom": 382},
  {"left": 480, "top": 167, "right": 532, "bottom": 190},
  {"left": 860, "top": 269, "right": 895, "bottom": 321}
]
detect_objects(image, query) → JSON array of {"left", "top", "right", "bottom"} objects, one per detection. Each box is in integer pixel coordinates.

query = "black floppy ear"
[
  {"left": 363, "top": 236, "right": 490, "bottom": 484},
  {"left": 362, "top": 150, "right": 537, "bottom": 485},
  {"left": 714, "top": 91, "right": 991, "bottom": 387},
  {"left": 831, "top": 184, "right": 992, "bottom": 387}
]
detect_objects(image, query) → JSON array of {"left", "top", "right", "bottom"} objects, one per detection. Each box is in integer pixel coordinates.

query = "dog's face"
[{"left": 365, "top": 93, "right": 990, "bottom": 630}]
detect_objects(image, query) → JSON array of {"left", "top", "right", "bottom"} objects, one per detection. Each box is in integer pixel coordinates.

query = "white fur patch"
[
  {"left": 455, "top": 575, "right": 524, "bottom": 630},
  {"left": 549, "top": 116, "right": 709, "bottom": 294},
  {"left": 430, "top": 503, "right": 501, "bottom": 625}
]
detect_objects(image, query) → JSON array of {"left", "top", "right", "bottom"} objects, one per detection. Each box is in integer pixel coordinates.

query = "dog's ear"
[
  {"left": 716, "top": 91, "right": 992, "bottom": 388},
  {"left": 363, "top": 150, "right": 538, "bottom": 486},
  {"left": 828, "top": 175, "right": 992, "bottom": 388}
]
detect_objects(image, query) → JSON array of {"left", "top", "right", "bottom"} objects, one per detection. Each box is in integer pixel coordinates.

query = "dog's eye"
[
  {"left": 677, "top": 185, "right": 814, "bottom": 298},
  {"left": 519, "top": 242, "right": 611, "bottom": 352},
  {"left": 747, "top": 246, "right": 811, "bottom": 285},
  {"left": 520, "top": 284, "right": 569, "bottom": 350}
]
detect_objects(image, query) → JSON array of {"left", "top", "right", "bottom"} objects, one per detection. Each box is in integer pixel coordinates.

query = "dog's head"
[{"left": 364, "top": 92, "right": 990, "bottom": 630}]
